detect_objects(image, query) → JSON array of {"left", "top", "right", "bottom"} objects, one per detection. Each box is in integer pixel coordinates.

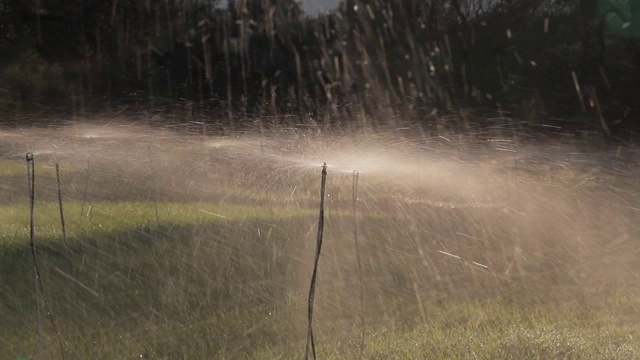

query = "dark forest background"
[{"left": 1, "top": 0, "right": 640, "bottom": 139}]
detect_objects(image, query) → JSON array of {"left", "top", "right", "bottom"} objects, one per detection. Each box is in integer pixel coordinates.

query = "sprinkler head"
[
  {"left": 322, "top": 162, "right": 327, "bottom": 174},
  {"left": 26, "top": 153, "right": 34, "bottom": 162}
]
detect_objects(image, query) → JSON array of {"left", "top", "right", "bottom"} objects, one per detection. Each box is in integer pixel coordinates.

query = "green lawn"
[
  {"left": 1, "top": 144, "right": 639, "bottom": 359},
  {"left": 0, "top": 201, "right": 319, "bottom": 246},
  {"left": 1, "top": 199, "right": 639, "bottom": 359}
]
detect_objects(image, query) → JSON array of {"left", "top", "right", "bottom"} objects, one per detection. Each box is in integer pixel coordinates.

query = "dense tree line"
[{"left": 1, "top": 0, "right": 639, "bottom": 136}]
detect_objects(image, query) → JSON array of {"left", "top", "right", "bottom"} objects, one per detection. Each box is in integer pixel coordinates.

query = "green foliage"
[
  {"left": 0, "top": 0, "right": 639, "bottom": 133},
  {"left": 1, "top": 49, "right": 66, "bottom": 108}
]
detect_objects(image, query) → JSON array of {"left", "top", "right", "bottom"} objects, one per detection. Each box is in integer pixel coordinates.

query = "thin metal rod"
[
  {"left": 79, "top": 159, "right": 91, "bottom": 219},
  {"left": 56, "top": 163, "right": 72, "bottom": 273},
  {"left": 27, "top": 153, "right": 66, "bottom": 360},
  {"left": 304, "top": 163, "right": 327, "bottom": 360},
  {"left": 148, "top": 145, "right": 159, "bottom": 226},
  {"left": 353, "top": 170, "right": 365, "bottom": 359},
  {"left": 28, "top": 153, "right": 43, "bottom": 359}
]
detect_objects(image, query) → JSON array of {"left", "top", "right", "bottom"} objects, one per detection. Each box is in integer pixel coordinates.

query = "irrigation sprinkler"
[
  {"left": 352, "top": 170, "right": 365, "bottom": 359},
  {"left": 26, "top": 153, "right": 66, "bottom": 360},
  {"left": 304, "top": 162, "right": 327, "bottom": 360},
  {"left": 56, "top": 163, "right": 72, "bottom": 273}
]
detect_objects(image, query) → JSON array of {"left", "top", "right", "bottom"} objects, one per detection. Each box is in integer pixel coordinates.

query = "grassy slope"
[
  {"left": 1, "top": 153, "right": 640, "bottom": 359},
  {"left": 1, "top": 201, "right": 639, "bottom": 359}
]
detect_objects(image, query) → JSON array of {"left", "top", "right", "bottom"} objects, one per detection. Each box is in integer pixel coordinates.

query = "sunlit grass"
[
  {"left": 0, "top": 159, "right": 83, "bottom": 177},
  {"left": 0, "top": 201, "right": 322, "bottom": 246},
  {"left": 0, "top": 159, "right": 41, "bottom": 177},
  {"left": 307, "top": 298, "right": 640, "bottom": 359}
]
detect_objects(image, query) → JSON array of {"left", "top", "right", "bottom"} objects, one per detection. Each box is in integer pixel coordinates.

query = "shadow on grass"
[{"left": 1, "top": 217, "right": 314, "bottom": 359}]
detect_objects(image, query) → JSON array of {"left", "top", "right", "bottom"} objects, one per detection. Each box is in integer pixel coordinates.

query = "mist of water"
[{"left": 1, "top": 120, "right": 639, "bottom": 358}]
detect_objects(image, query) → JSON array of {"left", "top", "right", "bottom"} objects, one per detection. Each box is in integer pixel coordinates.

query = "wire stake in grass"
[
  {"left": 26, "top": 153, "right": 66, "bottom": 360},
  {"left": 79, "top": 159, "right": 91, "bottom": 220},
  {"left": 352, "top": 170, "right": 365, "bottom": 359},
  {"left": 27, "top": 153, "right": 43, "bottom": 359},
  {"left": 148, "top": 145, "right": 160, "bottom": 227},
  {"left": 304, "top": 162, "right": 327, "bottom": 360},
  {"left": 56, "top": 163, "right": 72, "bottom": 273}
]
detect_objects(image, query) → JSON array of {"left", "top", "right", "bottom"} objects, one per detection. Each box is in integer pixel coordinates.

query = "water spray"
[
  {"left": 304, "top": 162, "right": 327, "bottom": 360},
  {"left": 56, "top": 163, "right": 72, "bottom": 273},
  {"left": 26, "top": 153, "right": 66, "bottom": 360}
]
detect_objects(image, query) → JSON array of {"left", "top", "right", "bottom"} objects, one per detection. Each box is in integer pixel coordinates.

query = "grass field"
[{"left": 2, "top": 124, "right": 640, "bottom": 359}]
